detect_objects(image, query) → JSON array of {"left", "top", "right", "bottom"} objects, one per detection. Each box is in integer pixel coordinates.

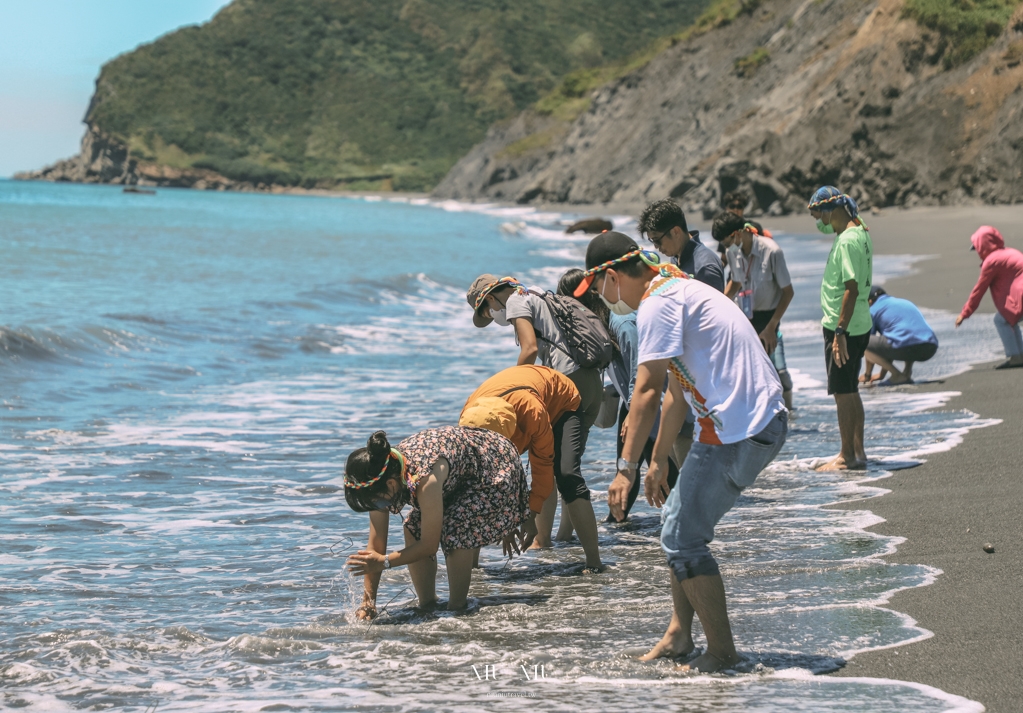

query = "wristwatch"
[
  {"left": 382, "top": 553, "right": 392, "bottom": 570},
  {"left": 616, "top": 458, "right": 639, "bottom": 473},
  {"left": 834, "top": 326, "right": 848, "bottom": 337}
]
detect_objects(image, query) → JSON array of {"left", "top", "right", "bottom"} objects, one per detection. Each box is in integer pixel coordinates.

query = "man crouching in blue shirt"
[{"left": 861, "top": 286, "right": 939, "bottom": 385}]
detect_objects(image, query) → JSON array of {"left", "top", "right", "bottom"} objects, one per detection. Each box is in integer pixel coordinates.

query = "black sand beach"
[{"left": 772, "top": 206, "right": 1023, "bottom": 712}]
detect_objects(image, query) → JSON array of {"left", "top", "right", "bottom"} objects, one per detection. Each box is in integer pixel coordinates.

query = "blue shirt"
[
  {"left": 870, "top": 295, "right": 938, "bottom": 349},
  {"left": 608, "top": 312, "right": 662, "bottom": 439},
  {"left": 672, "top": 230, "right": 725, "bottom": 293}
]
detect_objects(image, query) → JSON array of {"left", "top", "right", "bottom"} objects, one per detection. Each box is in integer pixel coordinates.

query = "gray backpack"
[{"left": 528, "top": 290, "right": 613, "bottom": 370}]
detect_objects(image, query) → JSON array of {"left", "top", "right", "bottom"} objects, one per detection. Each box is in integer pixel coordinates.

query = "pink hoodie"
[{"left": 960, "top": 226, "right": 1023, "bottom": 327}]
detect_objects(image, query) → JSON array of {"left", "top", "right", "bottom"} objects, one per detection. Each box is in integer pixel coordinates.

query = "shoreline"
[
  {"left": 540, "top": 201, "right": 1023, "bottom": 709},
  {"left": 446, "top": 196, "right": 1023, "bottom": 708},
  {"left": 11, "top": 180, "right": 1021, "bottom": 706},
  {"left": 772, "top": 207, "right": 1022, "bottom": 712}
]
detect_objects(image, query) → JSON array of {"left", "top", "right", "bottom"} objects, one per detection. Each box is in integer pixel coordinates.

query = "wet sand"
[
  {"left": 460, "top": 197, "right": 1023, "bottom": 707},
  {"left": 774, "top": 206, "right": 1023, "bottom": 712},
  {"left": 553, "top": 202, "right": 1023, "bottom": 709}
]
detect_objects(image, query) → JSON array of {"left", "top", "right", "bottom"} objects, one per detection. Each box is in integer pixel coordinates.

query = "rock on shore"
[{"left": 433, "top": 0, "right": 1023, "bottom": 216}]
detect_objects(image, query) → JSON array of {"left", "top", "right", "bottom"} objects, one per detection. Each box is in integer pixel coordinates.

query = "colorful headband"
[
  {"left": 345, "top": 448, "right": 405, "bottom": 490},
  {"left": 807, "top": 193, "right": 854, "bottom": 210},
  {"left": 473, "top": 277, "right": 524, "bottom": 311},
  {"left": 573, "top": 250, "right": 661, "bottom": 297},
  {"left": 743, "top": 223, "right": 773, "bottom": 239},
  {"left": 807, "top": 191, "right": 867, "bottom": 229}
]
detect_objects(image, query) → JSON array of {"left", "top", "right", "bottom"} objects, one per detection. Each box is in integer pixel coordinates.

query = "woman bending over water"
[{"left": 345, "top": 427, "right": 531, "bottom": 618}]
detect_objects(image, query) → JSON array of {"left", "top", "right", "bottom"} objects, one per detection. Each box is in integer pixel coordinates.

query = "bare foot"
[
  {"left": 529, "top": 538, "right": 552, "bottom": 550},
  {"left": 639, "top": 631, "right": 695, "bottom": 661},
  {"left": 581, "top": 563, "right": 606, "bottom": 574},
  {"left": 678, "top": 651, "right": 741, "bottom": 674},
  {"left": 815, "top": 454, "right": 867, "bottom": 472}
]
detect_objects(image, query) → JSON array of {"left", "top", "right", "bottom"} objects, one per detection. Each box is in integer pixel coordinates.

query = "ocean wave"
[
  {"left": 0, "top": 188, "right": 1001, "bottom": 713},
  {"left": 0, "top": 324, "right": 146, "bottom": 364}
]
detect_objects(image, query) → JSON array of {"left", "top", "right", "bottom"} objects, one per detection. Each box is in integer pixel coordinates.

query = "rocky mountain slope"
[
  {"left": 15, "top": 0, "right": 711, "bottom": 192},
  {"left": 434, "top": 0, "right": 1023, "bottom": 215}
]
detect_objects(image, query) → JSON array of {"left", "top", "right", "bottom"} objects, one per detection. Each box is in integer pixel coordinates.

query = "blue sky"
[{"left": 0, "top": 0, "right": 232, "bottom": 177}]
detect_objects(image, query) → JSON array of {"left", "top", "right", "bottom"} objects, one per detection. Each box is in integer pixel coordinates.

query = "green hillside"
[{"left": 88, "top": 0, "right": 711, "bottom": 191}]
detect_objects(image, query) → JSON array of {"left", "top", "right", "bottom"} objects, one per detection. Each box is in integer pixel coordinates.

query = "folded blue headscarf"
[{"left": 807, "top": 185, "right": 859, "bottom": 220}]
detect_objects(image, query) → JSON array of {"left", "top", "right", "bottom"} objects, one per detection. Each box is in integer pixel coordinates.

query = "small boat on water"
[{"left": 123, "top": 186, "right": 156, "bottom": 195}]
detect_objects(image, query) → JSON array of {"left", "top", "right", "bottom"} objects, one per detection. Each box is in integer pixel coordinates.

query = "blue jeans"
[
  {"left": 661, "top": 410, "right": 788, "bottom": 581},
  {"left": 994, "top": 313, "right": 1023, "bottom": 357}
]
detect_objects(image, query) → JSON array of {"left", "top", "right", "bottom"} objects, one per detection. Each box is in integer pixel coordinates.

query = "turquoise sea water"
[{"left": 0, "top": 181, "right": 1004, "bottom": 712}]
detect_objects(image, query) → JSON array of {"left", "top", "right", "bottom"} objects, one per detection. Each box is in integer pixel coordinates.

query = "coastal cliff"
[
  {"left": 14, "top": 0, "right": 710, "bottom": 192},
  {"left": 433, "top": 0, "right": 1023, "bottom": 215},
  {"left": 14, "top": 126, "right": 240, "bottom": 190}
]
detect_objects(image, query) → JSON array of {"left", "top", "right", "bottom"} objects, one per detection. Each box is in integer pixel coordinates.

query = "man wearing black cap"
[{"left": 575, "top": 231, "right": 787, "bottom": 673}]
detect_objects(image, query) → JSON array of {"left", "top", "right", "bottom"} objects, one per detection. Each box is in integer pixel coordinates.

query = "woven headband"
[
  {"left": 473, "top": 277, "right": 523, "bottom": 311},
  {"left": 345, "top": 448, "right": 405, "bottom": 490},
  {"left": 743, "top": 223, "right": 773, "bottom": 239},
  {"left": 807, "top": 193, "right": 852, "bottom": 210},
  {"left": 806, "top": 193, "right": 868, "bottom": 230},
  {"left": 572, "top": 250, "right": 661, "bottom": 297}
]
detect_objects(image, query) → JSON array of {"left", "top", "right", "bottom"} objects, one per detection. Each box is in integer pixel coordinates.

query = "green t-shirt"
[{"left": 820, "top": 224, "right": 873, "bottom": 335}]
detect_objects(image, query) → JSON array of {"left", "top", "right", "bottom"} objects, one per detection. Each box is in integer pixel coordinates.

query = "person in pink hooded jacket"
[{"left": 955, "top": 226, "right": 1023, "bottom": 369}]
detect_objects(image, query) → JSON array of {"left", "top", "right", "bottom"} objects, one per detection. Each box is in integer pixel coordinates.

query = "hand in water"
[
  {"left": 607, "top": 472, "right": 633, "bottom": 522},
  {"left": 504, "top": 515, "right": 539, "bottom": 557},
  {"left": 518, "top": 514, "right": 538, "bottom": 550},
  {"left": 644, "top": 459, "right": 670, "bottom": 508},
  {"left": 355, "top": 604, "right": 377, "bottom": 621},
  {"left": 502, "top": 528, "right": 527, "bottom": 557}
]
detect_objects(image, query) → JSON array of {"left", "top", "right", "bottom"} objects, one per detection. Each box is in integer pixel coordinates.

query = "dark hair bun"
[{"left": 366, "top": 430, "right": 390, "bottom": 458}]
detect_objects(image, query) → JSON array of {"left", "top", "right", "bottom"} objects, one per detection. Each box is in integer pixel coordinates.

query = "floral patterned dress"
[{"left": 393, "top": 426, "right": 529, "bottom": 554}]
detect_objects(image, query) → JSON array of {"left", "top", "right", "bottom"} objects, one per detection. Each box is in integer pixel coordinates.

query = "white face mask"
[
  {"left": 491, "top": 308, "right": 509, "bottom": 326},
  {"left": 599, "top": 274, "right": 635, "bottom": 316}
]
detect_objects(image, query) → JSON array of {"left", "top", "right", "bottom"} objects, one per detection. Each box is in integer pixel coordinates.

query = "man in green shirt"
[{"left": 808, "top": 186, "right": 873, "bottom": 471}]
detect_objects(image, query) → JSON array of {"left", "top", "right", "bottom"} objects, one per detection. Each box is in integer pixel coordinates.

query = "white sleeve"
[{"left": 636, "top": 295, "right": 685, "bottom": 363}]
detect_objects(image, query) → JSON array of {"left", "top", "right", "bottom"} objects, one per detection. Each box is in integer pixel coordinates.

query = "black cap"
[
  {"left": 869, "top": 285, "right": 886, "bottom": 302},
  {"left": 574, "top": 232, "right": 641, "bottom": 296},
  {"left": 583, "top": 232, "right": 640, "bottom": 270}
]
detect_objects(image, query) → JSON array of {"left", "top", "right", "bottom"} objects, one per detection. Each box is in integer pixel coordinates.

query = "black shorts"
[
  {"left": 867, "top": 334, "right": 938, "bottom": 364},
  {"left": 823, "top": 328, "right": 869, "bottom": 395}
]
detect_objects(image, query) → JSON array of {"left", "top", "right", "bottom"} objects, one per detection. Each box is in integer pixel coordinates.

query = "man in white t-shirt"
[{"left": 574, "top": 232, "right": 787, "bottom": 673}]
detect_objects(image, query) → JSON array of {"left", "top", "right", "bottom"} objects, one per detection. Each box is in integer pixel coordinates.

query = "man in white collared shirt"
[{"left": 712, "top": 211, "right": 795, "bottom": 408}]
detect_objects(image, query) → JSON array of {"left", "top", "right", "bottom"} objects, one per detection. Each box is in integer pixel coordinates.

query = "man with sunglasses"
[
  {"left": 574, "top": 232, "right": 787, "bottom": 673},
  {"left": 637, "top": 199, "right": 725, "bottom": 469},
  {"left": 639, "top": 198, "right": 724, "bottom": 293}
]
